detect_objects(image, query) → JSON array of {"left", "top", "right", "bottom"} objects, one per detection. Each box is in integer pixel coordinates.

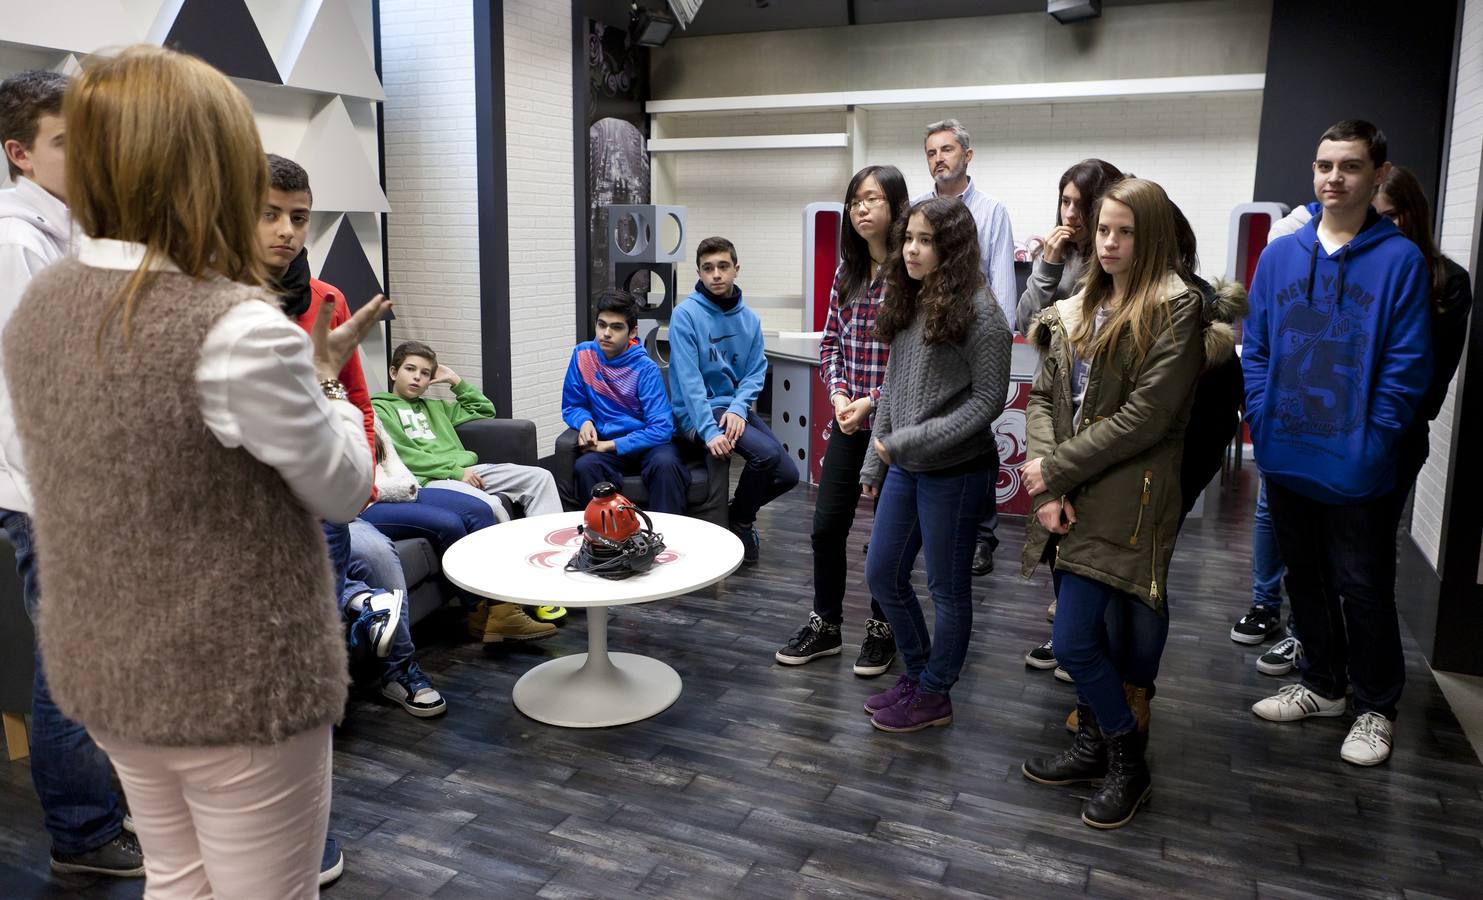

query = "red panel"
[
  {"left": 1242, "top": 213, "right": 1270, "bottom": 289},
  {"left": 995, "top": 380, "right": 1034, "bottom": 516},
  {"left": 811, "top": 211, "right": 842, "bottom": 332}
]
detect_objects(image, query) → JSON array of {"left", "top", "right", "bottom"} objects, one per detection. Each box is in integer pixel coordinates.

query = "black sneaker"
[
  {"left": 50, "top": 831, "right": 145, "bottom": 878},
  {"left": 775, "top": 612, "right": 842, "bottom": 665},
  {"left": 730, "top": 522, "right": 760, "bottom": 565},
  {"left": 853, "top": 618, "right": 896, "bottom": 677},
  {"left": 1024, "top": 639, "right": 1057, "bottom": 669},
  {"left": 1230, "top": 606, "right": 1282, "bottom": 645},
  {"left": 320, "top": 836, "right": 345, "bottom": 887},
  {"left": 1257, "top": 634, "right": 1303, "bottom": 676},
  {"left": 381, "top": 660, "right": 447, "bottom": 717}
]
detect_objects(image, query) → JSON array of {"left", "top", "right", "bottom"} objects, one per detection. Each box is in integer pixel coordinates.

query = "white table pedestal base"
[{"left": 511, "top": 606, "right": 681, "bottom": 727}]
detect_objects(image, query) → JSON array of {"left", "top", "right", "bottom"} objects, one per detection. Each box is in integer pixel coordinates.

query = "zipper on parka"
[{"left": 1129, "top": 469, "right": 1152, "bottom": 547}]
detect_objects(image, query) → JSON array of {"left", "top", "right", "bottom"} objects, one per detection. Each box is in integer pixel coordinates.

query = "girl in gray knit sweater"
[{"left": 859, "top": 196, "right": 1012, "bottom": 734}]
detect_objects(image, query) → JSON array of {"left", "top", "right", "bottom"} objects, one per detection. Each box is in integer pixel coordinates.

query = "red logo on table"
[{"left": 526, "top": 526, "right": 681, "bottom": 569}]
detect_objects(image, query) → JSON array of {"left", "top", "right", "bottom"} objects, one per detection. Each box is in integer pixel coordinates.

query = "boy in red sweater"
[{"left": 260, "top": 154, "right": 444, "bottom": 719}]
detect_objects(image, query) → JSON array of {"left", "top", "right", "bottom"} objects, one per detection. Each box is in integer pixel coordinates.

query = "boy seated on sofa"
[
  {"left": 668, "top": 236, "right": 799, "bottom": 563},
  {"left": 372, "top": 340, "right": 560, "bottom": 642},
  {"left": 562, "top": 289, "right": 688, "bottom": 512},
  {"left": 258, "top": 152, "right": 444, "bottom": 717}
]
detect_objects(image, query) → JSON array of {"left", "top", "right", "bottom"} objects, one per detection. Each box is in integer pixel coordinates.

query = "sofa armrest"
[
  {"left": 455, "top": 419, "right": 537, "bottom": 467},
  {"left": 552, "top": 428, "right": 581, "bottom": 510}
]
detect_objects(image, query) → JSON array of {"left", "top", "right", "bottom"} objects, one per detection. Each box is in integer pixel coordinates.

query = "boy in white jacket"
[{"left": 0, "top": 69, "right": 145, "bottom": 878}]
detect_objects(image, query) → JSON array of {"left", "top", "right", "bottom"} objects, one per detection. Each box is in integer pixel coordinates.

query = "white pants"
[
  {"left": 94, "top": 724, "right": 332, "bottom": 900},
  {"left": 427, "top": 462, "right": 562, "bottom": 519}
]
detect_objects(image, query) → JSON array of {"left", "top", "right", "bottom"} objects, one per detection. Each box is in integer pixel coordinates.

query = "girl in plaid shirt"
[{"left": 775, "top": 165, "right": 910, "bottom": 677}]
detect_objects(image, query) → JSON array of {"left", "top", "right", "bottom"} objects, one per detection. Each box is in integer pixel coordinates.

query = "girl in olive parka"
[{"left": 1017, "top": 178, "right": 1212, "bottom": 831}]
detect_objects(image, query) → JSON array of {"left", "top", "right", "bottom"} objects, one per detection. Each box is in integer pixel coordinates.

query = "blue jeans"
[
  {"left": 573, "top": 442, "right": 690, "bottom": 514},
  {"left": 0, "top": 509, "right": 124, "bottom": 855},
  {"left": 347, "top": 520, "right": 415, "bottom": 677},
  {"left": 713, "top": 408, "right": 799, "bottom": 525},
  {"left": 1251, "top": 479, "right": 1285, "bottom": 611},
  {"left": 864, "top": 464, "right": 987, "bottom": 695},
  {"left": 324, "top": 520, "right": 416, "bottom": 681},
  {"left": 358, "top": 488, "right": 497, "bottom": 552},
  {"left": 1052, "top": 571, "right": 1169, "bottom": 737}
]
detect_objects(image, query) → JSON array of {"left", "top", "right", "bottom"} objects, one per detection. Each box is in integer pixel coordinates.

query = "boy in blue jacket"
[
  {"left": 668, "top": 236, "right": 799, "bottom": 562},
  {"left": 1244, "top": 120, "right": 1431, "bottom": 767},
  {"left": 562, "top": 290, "right": 688, "bottom": 512}
]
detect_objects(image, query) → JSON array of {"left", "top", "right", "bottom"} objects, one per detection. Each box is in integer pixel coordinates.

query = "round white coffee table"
[{"left": 442, "top": 511, "right": 743, "bottom": 727}]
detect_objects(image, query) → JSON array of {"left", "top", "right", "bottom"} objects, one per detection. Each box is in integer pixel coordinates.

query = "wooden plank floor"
[{"left": 4, "top": 468, "right": 1482, "bottom": 898}]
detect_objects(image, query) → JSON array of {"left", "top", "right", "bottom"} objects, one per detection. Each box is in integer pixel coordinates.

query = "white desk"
[{"left": 441, "top": 512, "right": 743, "bottom": 727}]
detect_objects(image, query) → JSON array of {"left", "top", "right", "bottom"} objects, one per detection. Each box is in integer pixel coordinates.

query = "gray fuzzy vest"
[{"left": 4, "top": 260, "right": 347, "bottom": 746}]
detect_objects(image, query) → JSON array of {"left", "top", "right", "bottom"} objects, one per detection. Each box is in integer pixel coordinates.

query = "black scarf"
[{"left": 273, "top": 249, "right": 313, "bottom": 318}]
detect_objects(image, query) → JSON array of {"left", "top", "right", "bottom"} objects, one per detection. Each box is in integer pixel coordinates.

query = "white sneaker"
[
  {"left": 1053, "top": 665, "right": 1074, "bottom": 684},
  {"left": 1252, "top": 683, "right": 1345, "bottom": 721},
  {"left": 1340, "top": 712, "right": 1393, "bottom": 766}
]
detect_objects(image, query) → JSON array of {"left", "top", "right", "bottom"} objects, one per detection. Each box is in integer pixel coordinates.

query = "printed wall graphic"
[{"left": 585, "top": 18, "right": 650, "bottom": 323}]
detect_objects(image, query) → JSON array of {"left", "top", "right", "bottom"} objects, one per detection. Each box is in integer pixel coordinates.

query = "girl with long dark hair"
[
  {"left": 1015, "top": 158, "right": 1125, "bottom": 333},
  {"left": 857, "top": 196, "right": 1012, "bottom": 733},
  {"left": 776, "top": 165, "right": 911, "bottom": 676}
]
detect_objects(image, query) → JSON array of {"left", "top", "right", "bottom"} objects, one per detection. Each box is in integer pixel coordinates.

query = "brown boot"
[
  {"left": 481, "top": 602, "right": 557, "bottom": 643},
  {"left": 1065, "top": 707, "right": 1078, "bottom": 733},
  {"left": 466, "top": 601, "right": 493, "bottom": 641},
  {"left": 1123, "top": 682, "right": 1151, "bottom": 732}
]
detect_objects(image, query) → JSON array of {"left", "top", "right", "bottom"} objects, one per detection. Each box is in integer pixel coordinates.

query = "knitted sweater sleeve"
[
  {"left": 859, "top": 371, "right": 892, "bottom": 487},
  {"left": 879, "top": 303, "right": 1012, "bottom": 470}
]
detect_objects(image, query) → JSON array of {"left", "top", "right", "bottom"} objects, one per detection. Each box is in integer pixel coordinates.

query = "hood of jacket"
[
  {"left": 1290, "top": 207, "right": 1410, "bottom": 305},
  {"left": 0, "top": 178, "right": 71, "bottom": 253},
  {"left": 1026, "top": 271, "right": 1245, "bottom": 373}
]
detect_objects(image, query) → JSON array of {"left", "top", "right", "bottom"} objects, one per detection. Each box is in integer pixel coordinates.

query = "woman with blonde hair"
[
  {"left": 1017, "top": 178, "right": 1214, "bottom": 829},
  {"left": 4, "top": 46, "right": 386, "bottom": 897}
]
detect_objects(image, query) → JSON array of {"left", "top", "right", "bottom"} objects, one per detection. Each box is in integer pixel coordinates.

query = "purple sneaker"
[
  {"left": 864, "top": 674, "right": 917, "bottom": 715},
  {"left": 871, "top": 689, "right": 953, "bottom": 733}
]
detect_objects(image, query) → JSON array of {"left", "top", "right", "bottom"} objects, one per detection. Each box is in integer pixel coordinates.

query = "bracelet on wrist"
[{"left": 319, "top": 378, "right": 349, "bottom": 402}]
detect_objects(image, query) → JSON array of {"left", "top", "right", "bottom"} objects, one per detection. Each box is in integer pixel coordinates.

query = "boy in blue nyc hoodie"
[
  {"left": 667, "top": 236, "right": 799, "bottom": 562},
  {"left": 562, "top": 291, "right": 687, "bottom": 513},
  {"left": 1243, "top": 120, "right": 1431, "bottom": 766}
]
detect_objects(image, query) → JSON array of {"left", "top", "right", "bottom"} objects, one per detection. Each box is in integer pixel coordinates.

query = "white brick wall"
[
  {"left": 653, "top": 95, "right": 1262, "bottom": 321},
  {"left": 503, "top": 0, "right": 574, "bottom": 450},
  {"left": 380, "top": 0, "right": 481, "bottom": 394},
  {"left": 1413, "top": 0, "right": 1483, "bottom": 568},
  {"left": 380, "top": 0, "right": 572, "bottom": 450}
]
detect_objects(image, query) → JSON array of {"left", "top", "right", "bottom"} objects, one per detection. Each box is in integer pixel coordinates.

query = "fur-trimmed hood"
[{"left": 1025, "top": 272, "right": 1247, "bottom": 373}]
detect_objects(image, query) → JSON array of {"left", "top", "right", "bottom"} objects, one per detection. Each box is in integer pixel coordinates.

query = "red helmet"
[
  {"left": 568, "top": 482, "right": 666, "bottom": 579},
  {"left": 583, "top": 482, "right": 642, "bottom": 543}
]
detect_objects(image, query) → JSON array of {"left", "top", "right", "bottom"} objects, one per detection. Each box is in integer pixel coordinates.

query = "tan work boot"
[
  {"left": 478, "top": 601, "right": 556, "bottom": 643},
  {"left": 1065, "top": 684, "right": 1149, "bottom": 734}
]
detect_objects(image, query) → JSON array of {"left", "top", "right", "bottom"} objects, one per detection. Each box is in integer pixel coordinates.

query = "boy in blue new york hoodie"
[
  {"left": 1244, "top": 120, "right": 1431, "bottom": 767},
  {"left": 667, "top": 236, "right": 799, "bottom": 562},
  {"left": 562, "top": 290, "right": 687, "bottom": 512}
]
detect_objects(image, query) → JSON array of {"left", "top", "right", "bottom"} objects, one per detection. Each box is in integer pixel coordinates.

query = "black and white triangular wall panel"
[
  {"left": 294, "top": 96, "right": 390, "bottom": 213},
  {"left": 163, "top": 0, "right": 282, "bottom": 84},
  {"left": 318, "top": 215, "right": 389, "bottom": 316},
  {"left": 277, "top": 0, "right": 385, "bottom": 100},
  {"left": 1, "top": 0, "right": 387, "bottom": 358},
  {"left": 0, "top": 1, "right": 141, "bottom": 54}
]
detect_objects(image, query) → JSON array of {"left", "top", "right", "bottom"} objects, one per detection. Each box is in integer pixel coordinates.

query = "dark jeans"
[
  {"left": 976, "top": 503, "right": 1001, "bottom": 552},
  {"left": 712, "top": 408, "right": 799, "bottom": 525},
  {"left": 359, "top": 487, "right": 498, "bottom": 551},
  {"left": 865, "top": 463, "right": 987, "bottom": 694},
  {"left": 572, "top": 442, "right": 689, "bottom": 514},
  {"left": 811, "top": 427, "right": 885, "bottom": 625},
  {"left": 0, "top": 509, "right": 124, "bottom": 855},
  {"left": 1265, "top": 480, "right": 1405, "bottom": 720},
  {"left": 324, "top": 519, "right": 417, "bottom": 679},
  {"left": 1052, "top": 571, "right": 1170, "bottom": 736}
]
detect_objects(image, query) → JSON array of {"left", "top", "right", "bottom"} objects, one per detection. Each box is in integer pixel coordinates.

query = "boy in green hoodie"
[{"left": 372, "top": 341, "right": 563, "bottom": 640}]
